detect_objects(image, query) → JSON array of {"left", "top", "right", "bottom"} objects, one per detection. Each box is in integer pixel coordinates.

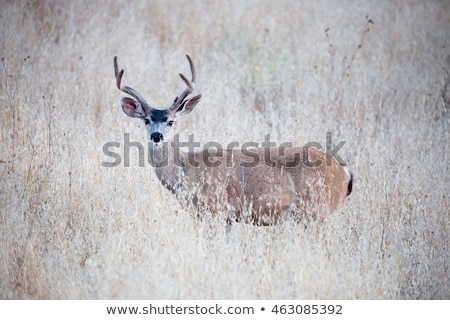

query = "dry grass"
[{"left": 0, "top": 0, "right": 449, "bottom": 299}]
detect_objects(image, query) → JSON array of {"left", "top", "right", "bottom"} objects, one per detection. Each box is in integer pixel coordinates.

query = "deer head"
[{"left": 114, "top": 55, "right": 202, "bottom": 147}]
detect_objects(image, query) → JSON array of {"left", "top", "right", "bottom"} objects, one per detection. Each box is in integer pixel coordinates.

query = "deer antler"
[
  {"left": 114, "top": 56, "right": 153, "bottom": 114},
  {"left": 169, "top": 54, "right": 196, "bottom": 111}
]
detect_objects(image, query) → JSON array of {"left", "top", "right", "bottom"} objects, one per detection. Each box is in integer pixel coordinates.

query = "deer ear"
[
  {"left": 121, "top": 97, "right": 146, "bottom": 118},
  {"left": 175, "top": 94, "right": 202, "bottom": 117}
]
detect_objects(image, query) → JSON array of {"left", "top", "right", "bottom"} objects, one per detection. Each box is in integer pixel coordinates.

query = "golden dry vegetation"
[{"left": 0, "top": 0, "right": 449, "bottom": 299}]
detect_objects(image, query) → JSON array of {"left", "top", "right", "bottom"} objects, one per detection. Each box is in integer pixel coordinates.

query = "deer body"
[{"left": 114, "top": 55, "right": 352, "bottom": 225}]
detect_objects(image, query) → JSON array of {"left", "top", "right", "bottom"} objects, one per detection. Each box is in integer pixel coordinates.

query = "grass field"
[{"left": 1, "top": 0, "right": 449, "bottom": 299}]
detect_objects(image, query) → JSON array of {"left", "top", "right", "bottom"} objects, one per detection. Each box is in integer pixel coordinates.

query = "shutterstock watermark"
[{"left": 101, "top": 132, "right": 347, "bottom": 168}]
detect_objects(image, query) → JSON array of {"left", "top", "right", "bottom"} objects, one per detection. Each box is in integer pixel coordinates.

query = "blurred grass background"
[{"left": 0, "top": 0, "right": 449, "bottom": 299}]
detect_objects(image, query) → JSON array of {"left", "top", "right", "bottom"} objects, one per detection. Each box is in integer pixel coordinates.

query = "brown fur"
[{"left": 159, "top": 146, "right": 352, "bottom": 225}]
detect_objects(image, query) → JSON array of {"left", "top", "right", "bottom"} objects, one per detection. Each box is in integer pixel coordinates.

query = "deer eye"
[
  {"left": 144, "top": 118, "right": 150, "bottom": 125},
  {"left": 167, "top": 120, "right": 174, "bottom": 126}
]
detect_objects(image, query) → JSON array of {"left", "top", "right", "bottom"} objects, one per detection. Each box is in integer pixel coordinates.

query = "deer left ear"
[{"left": 175, "top": 94, "right": 202, "bottom": 117}]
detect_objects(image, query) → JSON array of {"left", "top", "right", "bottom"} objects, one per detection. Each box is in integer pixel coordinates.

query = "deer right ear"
[{"left": 121, "top": 97, "right": 146, "bottom": 118}]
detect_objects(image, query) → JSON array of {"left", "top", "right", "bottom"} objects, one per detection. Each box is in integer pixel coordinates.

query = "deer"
[{"left": 113, "top": 54, "right": 353, "bottom": 225}]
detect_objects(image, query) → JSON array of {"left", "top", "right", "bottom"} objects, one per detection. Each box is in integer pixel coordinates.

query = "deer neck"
[{"left": 148, "top": 141, "right": 188, "bottom": 193}]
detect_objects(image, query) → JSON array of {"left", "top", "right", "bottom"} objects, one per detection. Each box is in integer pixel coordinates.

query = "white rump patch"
[{"left": 344, "top": 166, "right": 352, "bottom": 181}]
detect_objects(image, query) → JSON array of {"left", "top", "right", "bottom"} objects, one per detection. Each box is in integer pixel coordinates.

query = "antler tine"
[
  {"left": 185, "top": 53, "right": 196, "bottom": 83},
  {"left": 169, "top": 54, "right": 197, "bottom": 111},
  {"left": 113, "top": 56, "right": 124, "bottom": 90},
  {"left": 113, "top": 56, "right": 152, "bottom": 113}
]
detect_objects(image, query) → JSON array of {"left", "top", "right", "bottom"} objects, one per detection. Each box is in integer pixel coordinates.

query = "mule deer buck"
[{"left": 114, "top": 54, "right": 353, "bottom": 225}]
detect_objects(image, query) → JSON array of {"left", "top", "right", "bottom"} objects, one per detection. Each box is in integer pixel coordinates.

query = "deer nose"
[{"left": 151, "top": 132, "right": 163, "bottom": 143}]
